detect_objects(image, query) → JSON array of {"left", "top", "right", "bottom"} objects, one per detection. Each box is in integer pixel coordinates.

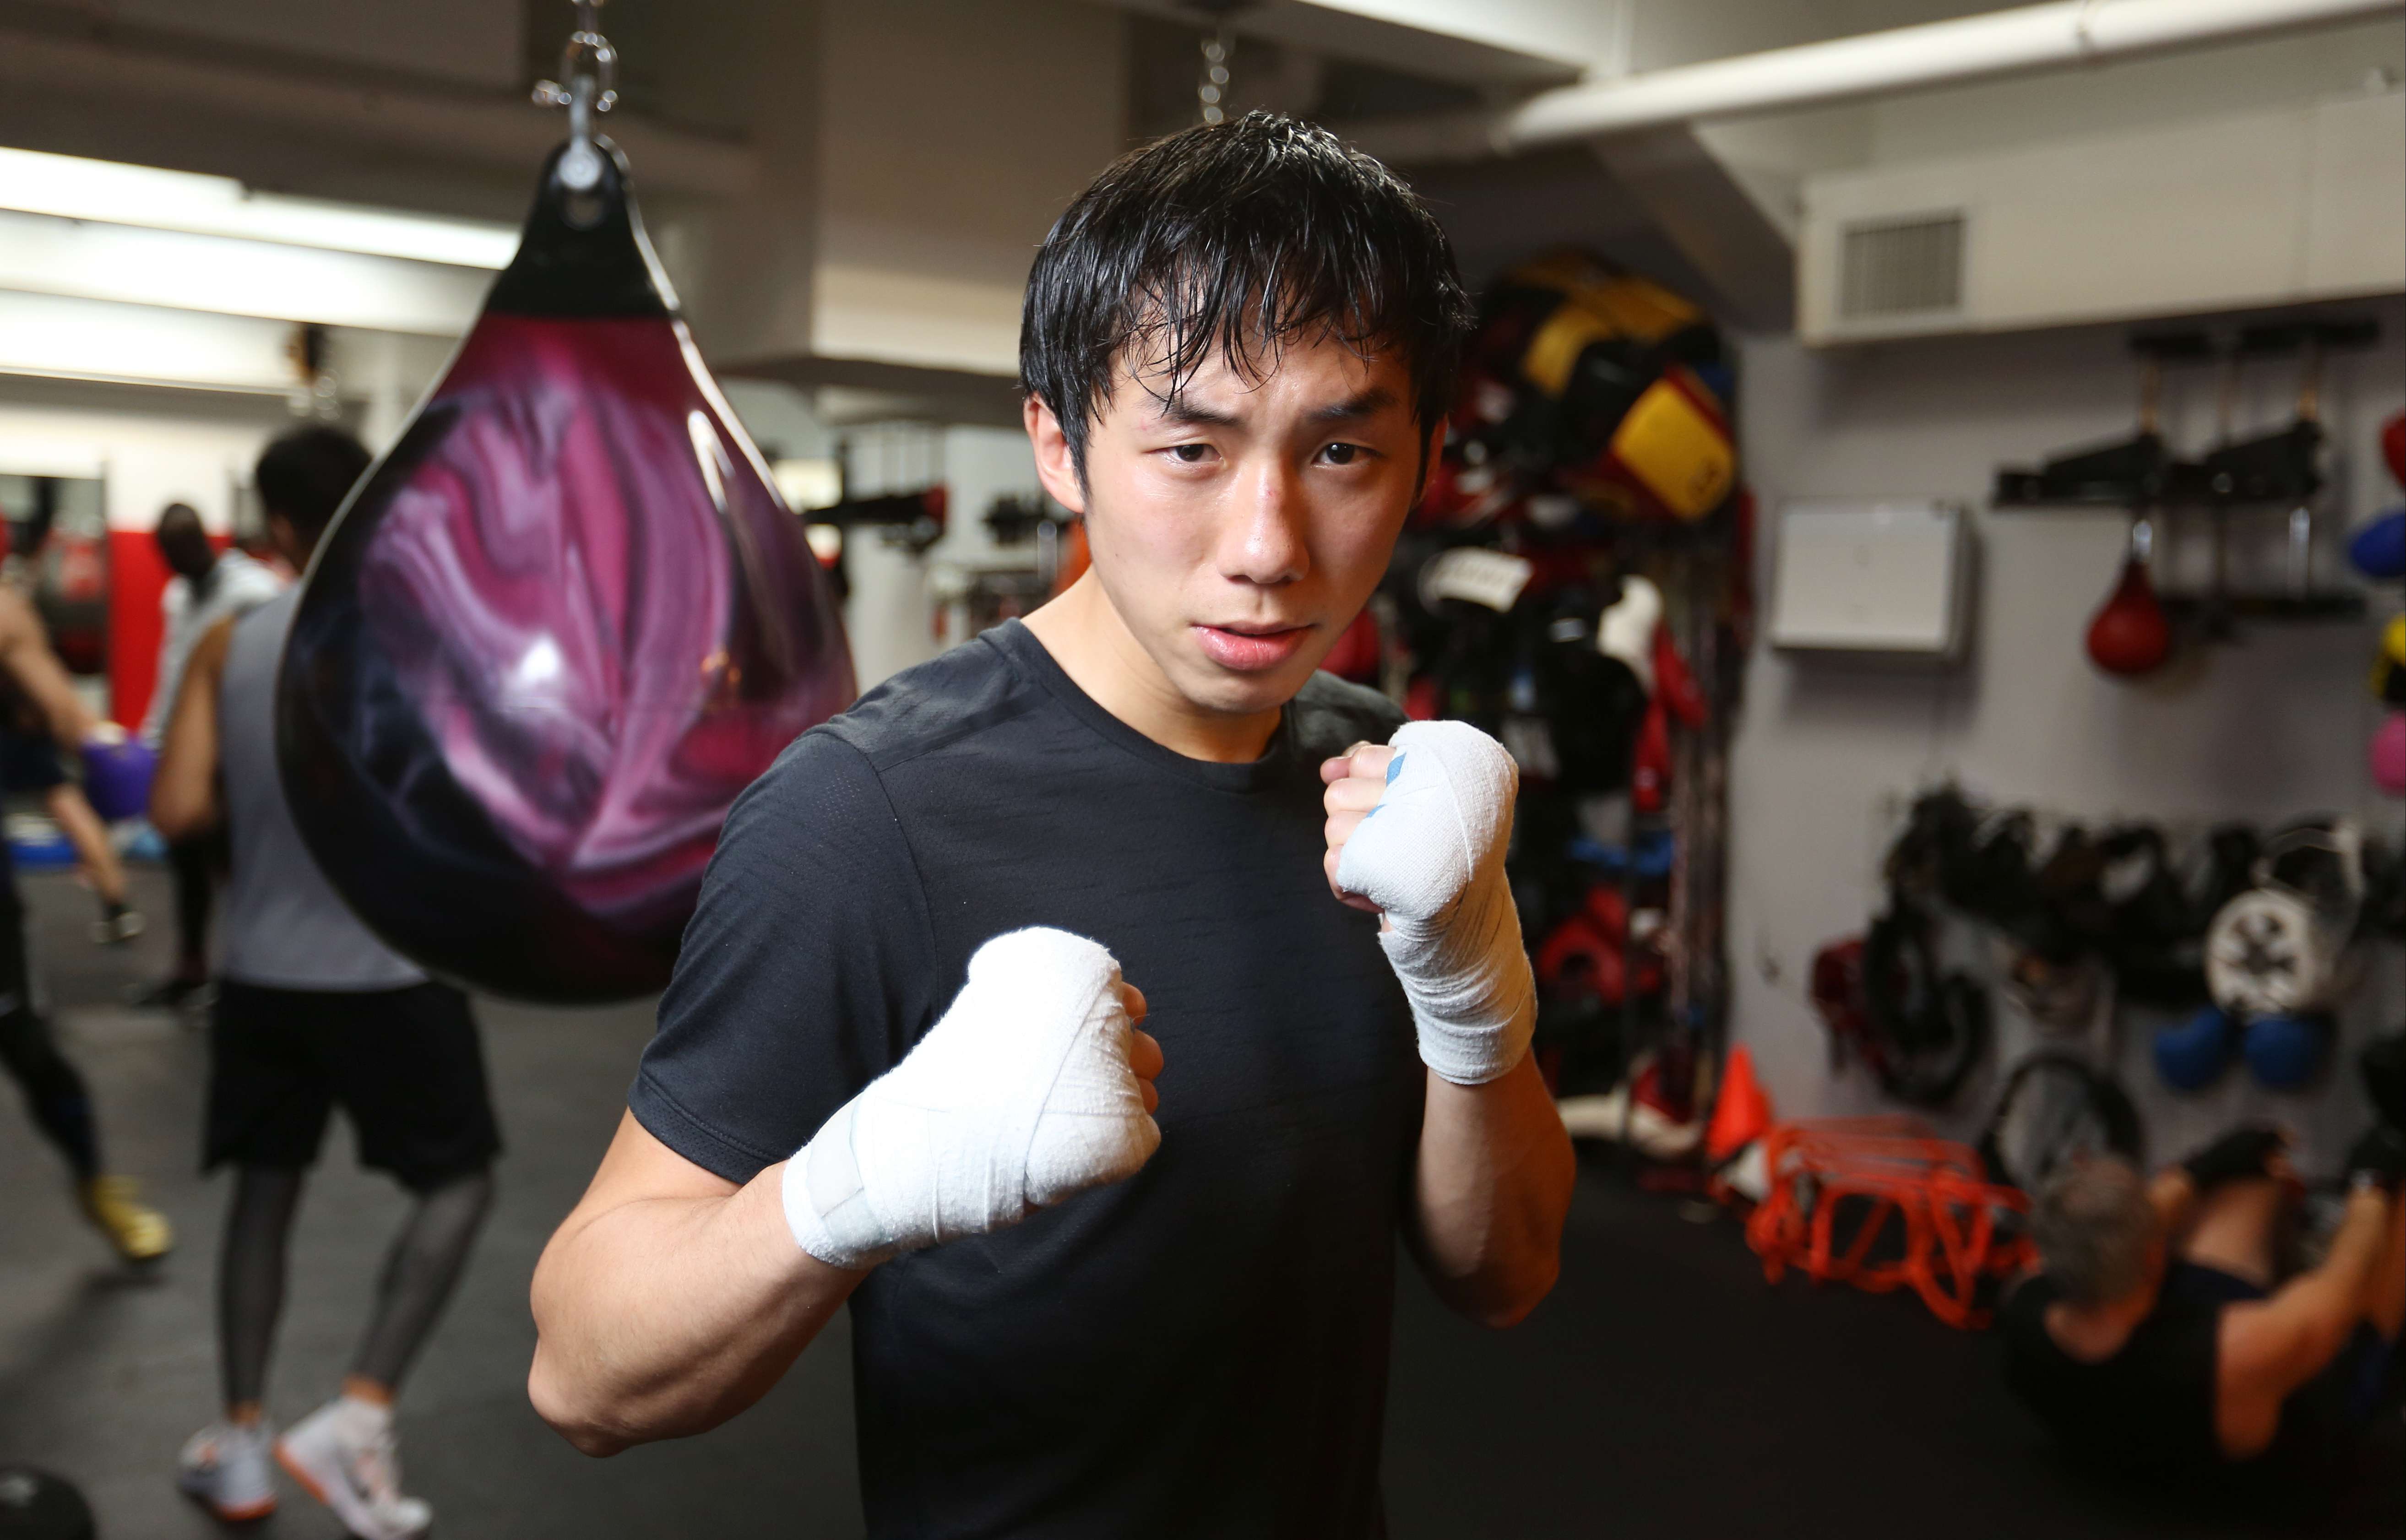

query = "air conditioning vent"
[{"left": 1839, "top": 212, "right": 1965, "bottom": 319}]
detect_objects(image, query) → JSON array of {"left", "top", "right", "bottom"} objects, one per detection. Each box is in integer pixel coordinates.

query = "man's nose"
[{"left": 1216, "top": 459, "right": 1308, "bottom": 588}]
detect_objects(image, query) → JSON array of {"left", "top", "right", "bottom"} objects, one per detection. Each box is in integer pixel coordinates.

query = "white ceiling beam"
[
  {"left": 0, "top": 27, "right": 755, "bottom": 197},
  {"left": 1086, "top": 0, "right": 1590, "bottom": 86},
  {"left": 0, "top": 211, "right": 490, "bottom": 336},
  {"left": 1346, "top": 0, "right": 2402, "bottom": 163},
  {"left": 0, "top": 147, "right": 517, "bottom": 269}
]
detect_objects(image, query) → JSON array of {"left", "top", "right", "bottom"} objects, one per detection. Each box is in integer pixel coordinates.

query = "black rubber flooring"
[{"left": 4, "top": 867, "right": 2398, "bottom": 1538}]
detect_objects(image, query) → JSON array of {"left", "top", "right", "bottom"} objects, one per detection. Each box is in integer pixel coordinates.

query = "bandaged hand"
[
  {"left": 781, "top": 927, "right": 1163, "bottom": 1270},
  {"left": 1324, "top": 721, "right": 1535, "bottom": 1086}
]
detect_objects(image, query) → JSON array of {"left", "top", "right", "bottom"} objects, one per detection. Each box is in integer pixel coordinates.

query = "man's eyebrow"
[
  {"left": 1312, "top": 386, "right": 1396, "bottom": 423},
  {"left": 1153, "top": 393, "right": 1243, "bottom": 429}
]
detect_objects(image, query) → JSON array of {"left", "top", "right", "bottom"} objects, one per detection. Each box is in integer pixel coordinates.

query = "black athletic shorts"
[
  {"left": 0, "top": 732, "right": 66, "bottom": 795},
  {"left": 205, "top": 980, "right": 501, "bottom": 1192}
]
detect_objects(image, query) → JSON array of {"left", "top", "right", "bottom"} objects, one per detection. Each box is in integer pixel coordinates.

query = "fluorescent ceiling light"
[{"left": 0, "top": 146, "right": 518, "bottom": 270}]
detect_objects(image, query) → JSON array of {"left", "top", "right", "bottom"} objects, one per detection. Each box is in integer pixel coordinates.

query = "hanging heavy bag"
[{"left": 2086, "top": 523, "right": 2172, "bottom": 678}]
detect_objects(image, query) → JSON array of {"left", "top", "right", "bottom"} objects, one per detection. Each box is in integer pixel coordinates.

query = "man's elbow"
[
  {"left": 1479, "top": 1252, "right": 1561, "bottom": 1329},
  {"left": 148, "top": 786, "right": 204, "bottom": 844},
  {"left": 527, "top": 1349, "right": 634, "bottom": 1459}
]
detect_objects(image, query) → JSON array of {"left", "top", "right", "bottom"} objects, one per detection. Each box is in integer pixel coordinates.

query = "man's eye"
[
  {"left": 1321, "top": 442, "right": 1363, "bottom": 466},
  {"left": 1168, "top": 443, "right": 1211, "bottom": 464}
]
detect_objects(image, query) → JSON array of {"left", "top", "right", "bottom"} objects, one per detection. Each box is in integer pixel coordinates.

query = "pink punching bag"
[
  {"left": 2373, "top": 711, "right": 2406, "bottom": 797},
  {"left": 2087, "top": 521, "right": 2171, "bottom": 678}
]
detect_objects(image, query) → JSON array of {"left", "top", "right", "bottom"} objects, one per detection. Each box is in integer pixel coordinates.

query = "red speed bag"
[
  {"left": 2382, "top": 410, "right": 2404, "bottom": 488},
  {"left": 2086, "top": 557, "right": 2171, "bottom": 677}
]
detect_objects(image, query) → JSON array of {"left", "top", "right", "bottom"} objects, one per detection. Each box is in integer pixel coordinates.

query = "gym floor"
[{"left": 3, "top": 868, "right": 2398, "bottom": 1539}]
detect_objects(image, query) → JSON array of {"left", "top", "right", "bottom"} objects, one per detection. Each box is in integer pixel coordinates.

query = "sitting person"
[{"left": 2004, "top": 1124, "right": 2404, "bottom": 1495}]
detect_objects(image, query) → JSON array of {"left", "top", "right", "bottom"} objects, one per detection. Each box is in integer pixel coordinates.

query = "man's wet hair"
[
  {"left": 255, "top": 426, "right": 371, "bottom": 544},
  {"left": 2031, "top": 1155, "right": 2157, "bottom": 1307},
  {"left": 1020, "top": 110, "right": 1472, "bottom": 479}
]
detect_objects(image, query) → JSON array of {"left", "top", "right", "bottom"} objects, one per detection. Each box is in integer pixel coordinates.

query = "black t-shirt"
[
  {"left": 633, "top": 619, "right": 1421, "bottom": 1538},
  {"left": 2001, "top": 1271, "right": 2225, "bottom": 1473}
]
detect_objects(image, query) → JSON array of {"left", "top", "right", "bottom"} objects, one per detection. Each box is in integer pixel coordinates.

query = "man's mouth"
[{"left": 1191, "top": 621, "right": 1314, "bottom": 673}]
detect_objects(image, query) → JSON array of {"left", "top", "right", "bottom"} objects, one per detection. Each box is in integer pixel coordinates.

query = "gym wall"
[{"left": 1726, "top": 303, "right": 2406, "bottom": 1176}]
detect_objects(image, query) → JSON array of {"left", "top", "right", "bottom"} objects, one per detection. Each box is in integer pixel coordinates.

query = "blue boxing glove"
[{"left": 81, "top": 724, "right": 157, "bottom": 823}]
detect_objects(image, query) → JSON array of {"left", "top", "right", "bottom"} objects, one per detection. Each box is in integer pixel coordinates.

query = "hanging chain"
[
  {"left": 532, "top": 0, "right": 619, "bottom": 190},
  {"left": 1199, "top": 28, "right": 1232, "bottom": 125}
]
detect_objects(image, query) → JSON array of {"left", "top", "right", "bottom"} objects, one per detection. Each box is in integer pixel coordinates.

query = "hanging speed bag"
[
  {"left": 277, "top": 138, "right": 855, "bottom": 1003},
  {"left": 2086, "top": 557, "right": 2171, "bottom": 677}
]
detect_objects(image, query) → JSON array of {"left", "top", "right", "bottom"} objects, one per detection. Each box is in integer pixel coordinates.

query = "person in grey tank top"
[{"left": 149, "top": 427, "right": 501, "bottom": 1540}]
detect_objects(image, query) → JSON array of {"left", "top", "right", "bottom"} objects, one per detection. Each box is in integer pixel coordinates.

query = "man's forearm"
[
  {"left": 529, "top": 1161, "right": 861, "bottom": 1455},
  {"left": 1411, "top": 1054, "right": 1575, "bottom": 1327},
  {"left": 2272, "top": 1188, "right": 2393, "bottom": 1365}
]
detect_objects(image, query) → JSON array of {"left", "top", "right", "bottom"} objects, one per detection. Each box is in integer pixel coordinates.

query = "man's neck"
[
  {"left": 2045, "top": 1288, "right": 2156, "bottom": 1362},
  {"left": 1020, "top": 575, "right": 1282, "bottom": 764}
]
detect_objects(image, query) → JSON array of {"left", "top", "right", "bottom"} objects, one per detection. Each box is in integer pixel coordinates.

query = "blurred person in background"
[
  {"left": 133, "top": 501, "right": 283, "bottom": 1010},
  {"left": 0, "top": 694, "right": 142, "bottom": 944},
  {"left": 154, "top": 427, "right": 496, "bottom": 1540},
  {"left": 2007, "top": 1124, "right": 2405, "bottom": 1506},
  {"left": 0, "top": 575, "right": 171, "bottom": 1262}
]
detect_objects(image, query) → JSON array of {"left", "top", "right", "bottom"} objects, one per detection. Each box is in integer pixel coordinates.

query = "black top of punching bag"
[{"left": 485, "top": 137, "right": 676, "bottom": 320}]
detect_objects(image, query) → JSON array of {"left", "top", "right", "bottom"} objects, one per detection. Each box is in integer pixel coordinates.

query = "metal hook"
[{"left": 532, "top": 0, "right": 619, "bottom": 191}]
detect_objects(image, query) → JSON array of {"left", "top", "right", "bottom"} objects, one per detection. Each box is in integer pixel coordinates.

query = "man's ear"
[{"left": 1024, "top": 396, "right": 1089, "bottom": 517}]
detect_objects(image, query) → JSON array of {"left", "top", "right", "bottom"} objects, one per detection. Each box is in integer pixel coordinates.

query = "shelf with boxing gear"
[
  {"left": 1993, "top": 322, "right": 2391, "bottom": 673},
  {"left": 1358, "top": 251, "right": 1753, "bottom": 1171},
  {"left": 1814, "top": 784, "right": 2406, "bottom": 1196},
  {"left": 1992, "top": 325, "right": 2404, "bottom": 781}
]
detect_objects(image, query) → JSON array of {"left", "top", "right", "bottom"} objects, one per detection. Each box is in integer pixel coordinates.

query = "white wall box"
[{"left": 1769, "top": 499, "right": 1974, "bottom": 658}]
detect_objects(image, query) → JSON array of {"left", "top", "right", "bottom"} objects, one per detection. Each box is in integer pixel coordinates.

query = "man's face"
[{"left": 1031, "top": 332, "right": 1430, "bottom": 721}]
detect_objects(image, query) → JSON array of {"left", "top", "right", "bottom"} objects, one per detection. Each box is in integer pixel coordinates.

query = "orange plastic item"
[
  {"left": 1742, "top": 1118, "right": 2032, "bottom": 1330},
  {"left": 1705, "top": 1045, "right": 1774, "bottom": 1163}
]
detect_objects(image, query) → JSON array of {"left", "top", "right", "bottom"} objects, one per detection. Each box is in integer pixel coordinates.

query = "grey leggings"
[{"left": 218, "top": 1164, "right": 494, "bottom": 1408}]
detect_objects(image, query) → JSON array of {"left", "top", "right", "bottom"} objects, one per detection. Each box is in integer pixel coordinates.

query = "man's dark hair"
[
  {"left": 1020, "top": 110, "right": 1471, "bottom": 478},
  {"left": 255, "top": 425, "right": 371, "bottom": 542}
]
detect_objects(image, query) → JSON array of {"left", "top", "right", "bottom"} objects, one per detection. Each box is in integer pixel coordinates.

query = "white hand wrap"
[
  {"left": 780, "top": 927, "right": 1160, "bottom": 1270},
  {"left": 1335, "top": 721, "right": 1537, "bottom": 1085}
]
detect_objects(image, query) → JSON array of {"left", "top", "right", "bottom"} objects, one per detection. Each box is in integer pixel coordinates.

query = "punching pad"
[{"left": 277, "top": 139, "right": 854, "bottom": 1003}]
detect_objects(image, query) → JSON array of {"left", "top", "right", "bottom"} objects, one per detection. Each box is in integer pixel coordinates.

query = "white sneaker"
[
  {"left": 276, "top": 1398, "right": 432, "bottom": 1540},
  {"left": 178, "top": 1419, "right": 278, "bottom": 1522}
]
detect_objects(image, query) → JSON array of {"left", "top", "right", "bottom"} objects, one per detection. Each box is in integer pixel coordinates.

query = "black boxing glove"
[
  {"left": 2181, "top": 1126, "right": 2287, "bottom": 1191},
  {"left": 2344, "top": 1124, "right": 2406, "bottom": 1196}
]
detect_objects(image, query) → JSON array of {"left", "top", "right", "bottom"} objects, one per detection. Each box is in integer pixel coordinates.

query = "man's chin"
[{"left": 1171, "top": 655, "right": 1319, "bottom": 719}]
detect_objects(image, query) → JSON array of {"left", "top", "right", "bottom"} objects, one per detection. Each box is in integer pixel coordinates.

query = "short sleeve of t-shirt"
[{"left": 630, "top": 728, "right": 934, "bottom": 1182}]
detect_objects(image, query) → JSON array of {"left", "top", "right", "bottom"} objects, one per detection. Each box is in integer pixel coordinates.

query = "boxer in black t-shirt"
[{"left": 529, "top": 113, "right": 1575, "bottom": 1535}]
